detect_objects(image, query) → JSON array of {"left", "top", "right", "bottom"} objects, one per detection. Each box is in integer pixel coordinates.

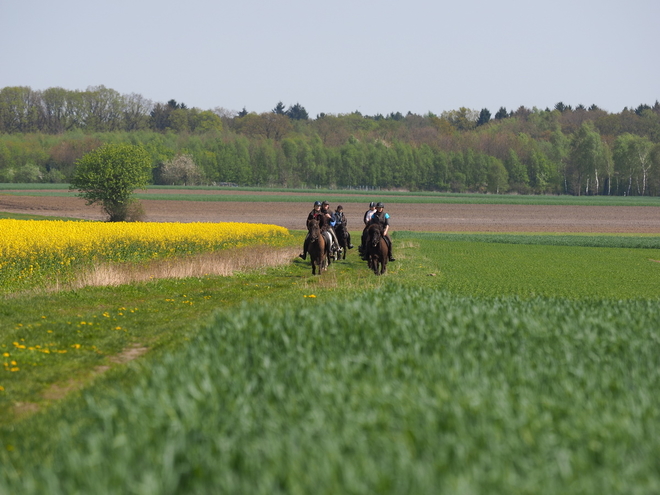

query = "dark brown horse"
[
  {"left": 307, "top": 218, "right": 327, "bottom": 275},
  {"left": 334, "top": 223, "right": 349, "bottom": 260},
  {"left": 365, "top": 223, "right": 388, "bottom": 275}
]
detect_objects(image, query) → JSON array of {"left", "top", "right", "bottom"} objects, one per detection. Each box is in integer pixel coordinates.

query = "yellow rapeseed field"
[{"left": 0, "top": 219, "right": 290, "bottom": 292}]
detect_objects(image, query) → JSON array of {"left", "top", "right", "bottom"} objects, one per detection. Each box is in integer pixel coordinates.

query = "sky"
[{"left": 1, "top": 0, "right": 658, "bottom": 118}]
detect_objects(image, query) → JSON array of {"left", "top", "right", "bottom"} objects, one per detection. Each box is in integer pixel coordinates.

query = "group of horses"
[{"left": 305, "top": 219, "right": 388, "bottom": 276}]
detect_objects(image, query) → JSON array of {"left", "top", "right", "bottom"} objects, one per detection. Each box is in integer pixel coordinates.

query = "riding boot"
[
  {"left": 359, "top": 229, "right": 368, "bottom": 258},
  {"left": 386, "top": 236, "right": 395, "bottom": 261},
  {"left": 329, "top": 228, "right": 340, "bottom": 252},
  {"left": 299, "top": 236, "right": 310, "bottom": 260}
]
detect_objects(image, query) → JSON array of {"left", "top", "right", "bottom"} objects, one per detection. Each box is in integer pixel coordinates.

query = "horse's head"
[
  {"left": 369, "top": 224, "right": 382, "bottom": 246},
  {"left": 308, "top": 218, "right": 321, "bottom": 239}
]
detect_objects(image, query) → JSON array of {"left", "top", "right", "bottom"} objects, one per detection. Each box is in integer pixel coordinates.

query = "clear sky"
[{"left": 1, "top": 0, "right": 658, "bottom": 118}]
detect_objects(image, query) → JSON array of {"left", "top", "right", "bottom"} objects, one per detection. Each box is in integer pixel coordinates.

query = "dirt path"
[{"left": 2, "top": 193, "right": 660, "bottom": 233}]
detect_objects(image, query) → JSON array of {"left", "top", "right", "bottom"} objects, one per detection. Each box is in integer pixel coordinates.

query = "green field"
[
  {"left": 1, "top": 212, "right": 660, "bottom": 493},
  {"left": 3, "top": 183, "right": 660, "bottom": 206}
]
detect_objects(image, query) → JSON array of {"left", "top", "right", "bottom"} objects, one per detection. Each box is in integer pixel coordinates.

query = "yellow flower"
[{"left": 0, "top": 219, "right": 290, "bottom": 290}]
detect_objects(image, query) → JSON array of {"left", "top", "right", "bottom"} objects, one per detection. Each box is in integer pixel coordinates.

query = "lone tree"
[{"left": 70, "top": 143, "right": 152, "bottom": 221}]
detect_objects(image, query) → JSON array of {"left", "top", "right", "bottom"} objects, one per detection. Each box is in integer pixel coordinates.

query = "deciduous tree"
[
  {"left": 159, "top": 154, "right": 204, "bottom": 185},
  {"left": 614, "top": 133, "right": 654, "bottom": 195},
  {"left": 569, "top": 122, "right": 608, "bottom": 195},
  {"left": 70, "top": 144, "right": 152, "bottom": 221}
]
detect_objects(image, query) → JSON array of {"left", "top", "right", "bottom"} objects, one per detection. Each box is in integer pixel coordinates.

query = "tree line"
[{"left": 1, "top": 85, "right": 659, "bottom": 196}]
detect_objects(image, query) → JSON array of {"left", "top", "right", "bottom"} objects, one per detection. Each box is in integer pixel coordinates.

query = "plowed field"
[{"left": 1, "top": 191, "right": 659, "bottom": 233}]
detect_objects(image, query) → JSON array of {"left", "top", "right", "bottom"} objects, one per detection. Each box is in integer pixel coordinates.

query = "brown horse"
[
  {"left": 334, "top": 223, "right": 349, "bottom": 260},
  {"left": 366, "top": 223, "right": 388, "bottom": 275},
  {"left": 307, "top": 218, "right": 327, "bottom": 275}
]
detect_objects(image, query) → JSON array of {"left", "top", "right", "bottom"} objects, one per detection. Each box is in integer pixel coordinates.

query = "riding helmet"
[
  {"left": 376, "top": 202, "right": 384, "bottom": 208},
  {"left": 369, "top": 202, "right": 375, "bottom": 207},
  {"left": 322, "top": 201, "right": 329, "bottom": 206},
  {"left": 314, "top": 201, "right": 321, "bottom": 206}
]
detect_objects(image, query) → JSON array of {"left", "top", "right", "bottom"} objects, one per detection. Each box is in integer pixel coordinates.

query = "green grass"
[
  {"left": 2, "top": 226, "right": 660, "bottom": 493},
  {"left": 2, "top": 289, "right": 660, "bottom": 494},
  {"left": 392, "top": 232, "right": 660, "bottom": 299},
  {"left": 400, "top": 231, "right": 660, "bottom": 249},
  {"left": 0, "top": 211, "right": 84, "bottom": 221},
  {"left": 3, "top": 183, "right": 660, "bottom": 206}
]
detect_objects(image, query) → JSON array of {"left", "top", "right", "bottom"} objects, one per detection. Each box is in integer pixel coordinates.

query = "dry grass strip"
[{"left": 72, "top": 244, "right": 300, "bottom": 289}]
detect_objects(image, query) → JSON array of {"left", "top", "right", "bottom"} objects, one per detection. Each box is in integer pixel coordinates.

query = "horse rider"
[
  {"left": 333, "top": 205, "right": 354, "bottom": 249},
  {"left": 299, "top": 201, "right": 323, "bottom": 260},
  {"left": 320, "top": 200, "right": 341, "bottom": 254},
  {"left": 363, "top": 201, "right": 377, "bottom": 226},
  {"left": 359, "top": 201, "right": 377, "bottom": 256},
  {"left": 369, "top": 202, "right": 396, "bottom": 262}
]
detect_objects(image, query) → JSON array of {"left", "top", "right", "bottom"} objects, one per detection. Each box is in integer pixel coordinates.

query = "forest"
[{"left": 1, "top": 85, "right": 659, "bottom": 196}]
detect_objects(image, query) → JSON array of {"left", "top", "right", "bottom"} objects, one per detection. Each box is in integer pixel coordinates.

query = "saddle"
[
  {"left": 322, "top": 231, "right": 343, "bottom": 255},
  {"left": 323, "top": 231, "right": 334, "bottom": 252}
]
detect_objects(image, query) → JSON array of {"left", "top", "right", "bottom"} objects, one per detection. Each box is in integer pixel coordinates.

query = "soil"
[{"left": 1, "top": 191, "right": 660, "bottom": 233}]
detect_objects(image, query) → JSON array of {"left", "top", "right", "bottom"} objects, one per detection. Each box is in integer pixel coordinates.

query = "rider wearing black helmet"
[
  {"left": 369, "top": 202, "right": 395, "bottom": 261},
  {"left": 299, "top": 201, "right": 323, "bottom": 260},
  {"left": 363, "top": 201, "right": 377, "bottom": 226},
  {"left": 333, "top": 204, "right": 354, "bottom": 249}
]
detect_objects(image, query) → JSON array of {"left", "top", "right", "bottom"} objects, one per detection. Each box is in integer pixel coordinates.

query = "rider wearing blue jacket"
[{"left": 320, "top": 201, "right": 341, "bottom": 253}]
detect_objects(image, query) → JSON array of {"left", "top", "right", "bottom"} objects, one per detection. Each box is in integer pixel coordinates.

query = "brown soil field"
[{"left": 1, "top": 191, "right": 660, "bottom": 233}]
